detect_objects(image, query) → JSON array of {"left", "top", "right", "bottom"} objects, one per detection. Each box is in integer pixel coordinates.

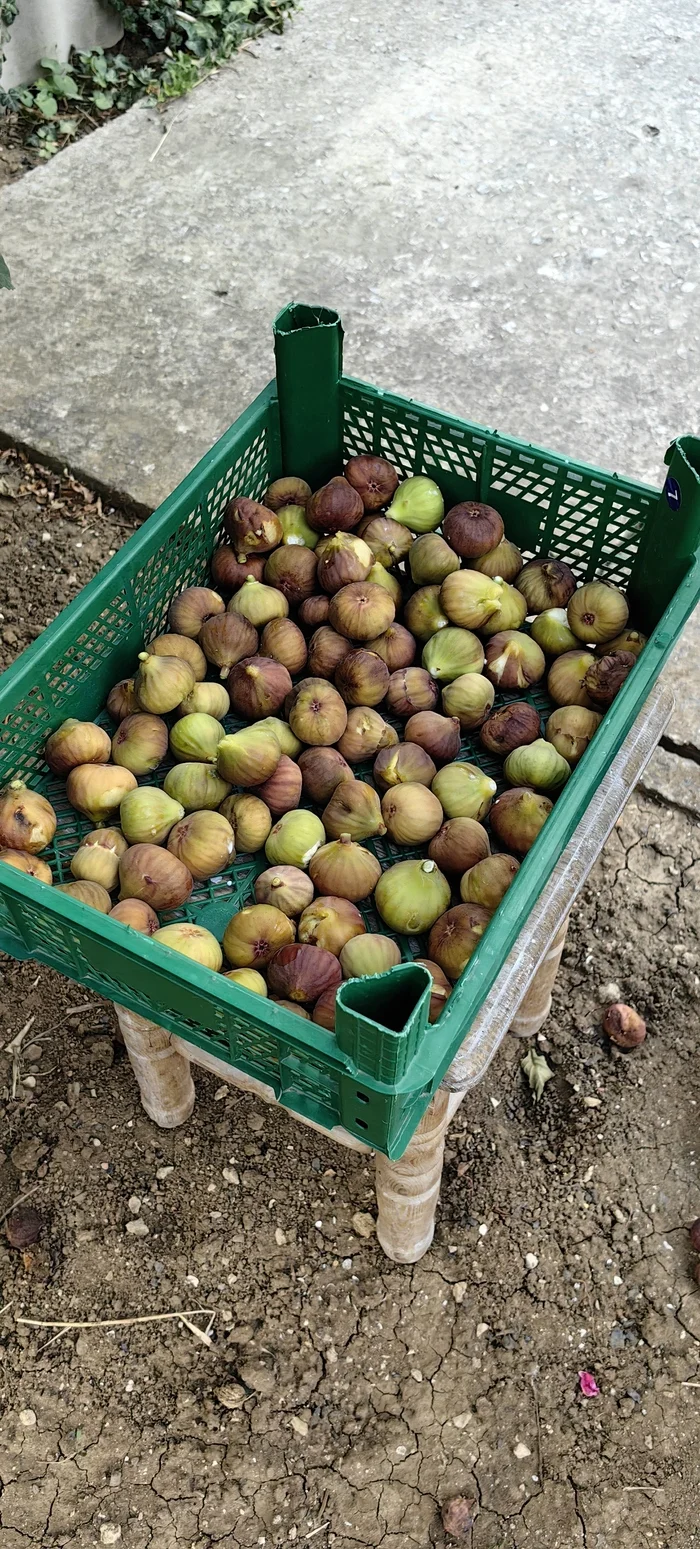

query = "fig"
[
  {"left": 71, "top": 827, "right": 128, "bottom": 890},
  {"left": 277, "top": 998, "right": 312, "bottom": 1020},
  {"left": 5, "top": 1206, "right": 43, "bottom": 1249},
  {"left": 547, "top": 650, "right": 597, "bottom": 708},
  {"left": 431, "top": 763, "right": 497, "bottom": 821},
  {"left": 164, "top": 762, "right": 231, "bottom": 812},
  {"left": 428, "top": 816, "right": 490, "bottom": 874},
  {"left": 345, "top": 454, "right": 399, "bottom": 511},
  {"left": 56, "top": 879, "right": 112, "bottom": 913},
  {"left": 298, "top": 594, "right": 330, "bottom": 627},
  {"left": 440, "top": 570, "right": 504, "bottom": 630},
  {"left": 336, "top": 707, "right": 398, "bottom": 764},
  {"left": 409, "top": 532, "right": 460, "bottom": 586},
  {"left": 135, "top": 652, "right": 195, "bottom": 713},
  {"left": 470, "top": 537, "right": 523, "bottom": 583},
  {"left": 460, "top": 853, "right": 519, "bottom": 911},
  {"left": 322, "top": 779, "right": 386, "bottom": 841},
  {"left": 66, "top": 765, "right": 137, "bottom": 824},
  {"left": 45, "top": 719, "right": 111, "bottom": 776},
  {"left": 288, "top": 679, "right": 347, "bottom": 746},
  {"left": 265, "top": 810, "right": 326, "bottom": 869},
  {"left": 311, "top": 985, "right": 338, "bottom": 1029},
  {"left": 253, "top": 754, "right": 303, "bottom": 815},
  {"left": 546, "top": 706, "right": 601, "bottom": 765},
  {"left": 221, "top": 792, "right": 272, "bottom": 853},
  {"left": 227, "top": 656, "right": 292, "bottom": 720},
  {"left": 307, "top": 476, "right": 364, "bottom": 533},
  {"left": 316, "top": 532, "right": 373, "bottom": 593},
  {"left": 358, "top": 515, "right": 412, "bottom": 567},
  {"left": 169, "top": 712, "right": 226, "bottom": 764},
  {"left": 217, "top": 727, "right": 281, "bottom": 786},
  {"left": 374, "top": 857, "right": 451, "bottom": 935},
  {"left": 442, "top": 673, "right": 495, "bottom": 730},
  {"left": 504, "top": 738, "right": 570, "bottom": 793},
  {"left": 109, "top": 898, "right": 160, "bottom": 934},
  {"left": 107, "top": 679, "right": 138, "bottom": 722},
  {"left": 299, "top": 746, "right": 354, "bottom": 804},
  {"left": 339, "top": 935, "right": 402, "bottom": 979},
  {"left": 228, "top": 577, "right": 289, "bottom": 629},
  {"left": 530, "top": 608, "right": 578, "bottom": 657},
  {"left": 198, "top": 611, "right": 258, "bottom": 678},
  {"left": 153, "top": 923, "right": 223, "bottom": 972},
  {"left": 267, "top": 942, "right": 342, "bottom": 1006},
  {"left": 365, "top": 624, "right": 416, "bottom": 672},
  {"left": 120, "top": 787, "right": 185, "bottom": 846},
  {"left": 149, "top": 632, "right": 207, "bottom": 682},
  {"left": 168, "top": 586, "right": 225, "bottom": 638},
  {"left": 257, "top": 717, "right": 302, "bottom": 758},
  {"left": 516, "top": 557, "right": 577, "bottom": 613},
  {"left": 443, "top": 502, "right": 503, "bottom": 558},
  {"left": 222, "top": 903, "right": 295, "bottom": 969},
  {"left": 602, "top": 1001, "right": 646, "bottom": 1049},
  {"left": 276, "top": 505, "right": 319, "bottom": 549},
  {"left": 480, "top": 582, "right": 528, "bottom": 637},
  {"left": 381, "top": 783, "right": 444, "bottom": 845},
  {"left": 265, "top": 475, "right": 311, "bottom": 511},
  {"left": 224, "top": 495, "right": 283, "bottom": 557},
  {"left": 210, "top": 546, "right": 266, "bottom": 592},
  {"left": 422, "top": 627, "right": 485, "bottom": 682},
  {"left": 260, "top": 618, "right": 308, "bottom": 675},
  {"left": 298, "top": 896, "right": 365, "bottom": 956},
  {"left": 335, "top": 649, "right": 390, "bottom": 708},
  {"left": 386, "top": 666, "right": 439, "bottom": 717},
  {"left": 167, "top": 810, "right": 235, "bottom": 881},
  {"left": 254, "top": 864, "right": 314, "bottom": 916},
  {"left": 0, "top": 781, "right": 57, "bottom": 853},
  {"left": 263, "top": 544, "right": 318, "bottom": 606},
  {"left": 223, "top": 967, "right": 268, "bottom": 996},
  {"left": 308, "top": 626, "right": 353, "bottom": 679},
  {"left": 483, "top": 631, "right": 545, "bottom": 690},
  {"left": 329, "top": 581, "right": 395, "bottom": 642},
  {"left": 0, "top": 849, "right": 53, "bottom": 884},
  {"left": 404, "top": 710, "right": 461, "bottom": 763},
  {"left": 175, "top": 681, "right": 231, "bottom": 720},
  {"left": 309, "top": 834, "right": 381, "bottom": 901},
  {"left": 111, "top": 712, "right": 167, "bottom": 778},
  {"left": 428, "top": 902, "right": 491, "bottom": 981},
  {"left": 404, "top": 586, "right": 450, "bottom": 642},
  {"left": 489, "top": 787, "right": 553, "bottom": 854},
  {"left": 366, "top": 561, "right": 402, "bottom": 608},
  {"left": 567, "top": 581, "right": 629, "bottom": 644},
  {"left": 373, "top": 742, "right": 437, "bottom": 792},
  {"left": 596, "top": 627, "right": 646, "bottom": 659},
  {"left": 480, "top": 702, "right": 541, "bottom": 756},
  {"left": 385, "top": 475, "right": 444, "bottom": 533},
  {"left": 583, "top": 650, "right": 636, "bottom": 707},
  {"left": 119, "top": 844, "right": 193, "bottom": 909},
  {"left": 413, "top": 958, "right": 452, "bottom": 1022}
]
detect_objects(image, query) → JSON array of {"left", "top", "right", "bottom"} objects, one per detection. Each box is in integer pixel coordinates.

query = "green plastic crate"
[{"left": 0, "top": 302, "right": 698, "bottom": 1159}]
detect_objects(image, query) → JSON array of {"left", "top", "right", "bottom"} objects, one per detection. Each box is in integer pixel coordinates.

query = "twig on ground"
[
  {"left": 304, "top": 1525, "right": 330, "bottom": 1542},
  {"left": 18, "top": 1308, "right": 215, "bottom": 1332},
  {"left": 623, "top": 1485, "right": 663, "bottom": 1492},
  {"left": 149, "top": 110, "right": 186, "bottom": 162},
  {"left": 681, "top": 1380, "right": 700, "bottom": 1388},
  {"left": 530, "top": 1377, "right": 544, "bottom": 1483},
  {"left": 0, "top": 1185, "right": 40, "bottom": 1226}
]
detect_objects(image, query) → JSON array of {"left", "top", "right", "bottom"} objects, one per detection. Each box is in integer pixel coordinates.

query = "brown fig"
[
  {"left": 222, "top": 903, "right": 295, "bottom": 969},
  {"left": 298, "top": 896, "right": 365, "bottom": 956},
  {"left": 311, "top": 985, "right": 339, "bottom": 1031},
  {"left": 583, "top": 650, "right": 635, "bottom": 707},
  {"left": 263, "top": 544, "right": 318, "bottom": 606},
  {"left": 166, "top": 810, "right": 235, "bottom": 881},
  {"left": 106, "top": 679, "right": 139, "bottom": 722},
  {"left": 358, "top": 514, "right": 412, "bottom": 567},
  {"left": 365, "top": 624, "right": 416, "bottom": 672},
  {"left": 470, "top": 537, "right": 523, "bottom": 583},
  {"left": 443, "top": 501, "right": 504, "bottom": 558},
  {"left": 267, "top": 942, "right": 342, "bottom": 1006},
  {"left": 309, "top": 834, "right": 382, "bottom": 901},
  {"left": 265, "top": 476, "right": 311, "bottom": 511},
  {"left": 547, "top": 650, "right": 597, "bottom": 708},
  {"left": 567, "top": 581, "right": 629, "bottom": 645},
  {"left": 298, "top": 594, "right": 330, "bottom": 627},
  {"left": 386, "top": 666, "right": 439, "bottom": 718},
  {"left": 148, "top": 632, "right": 207, "bottom": 682},
  {"left": 336, "top": 707, "right": 398, "bottom": 764},
  {"left": 298, "top": 746, "right": 354, "bottom": 804},
  {"left": 428, "top": 817, "right": 490, "bottom": 874},
  {"left": 56, "top": 879, "right": 112, "bottom": 913},
  {"left": 109, "top": 898, "right": 160, "bottom": 934},
  {"left": 199, "top": 611, "right": 259, "bottom": 679},
  {"left": 274, "top": 998, "right": 311, "bottom": 1020},
  {"left": 210, "top": 546, "right": 265, "bottom": 593},
  {"left": 5, "top": 1206, "right": 43, "bottom": 1249},
  {"left": 308, "top": 626, "right": 353, "bottom": 679},
  {"left": 288, "top": 678, "right": 348, "bottom": 746},
  {"left": 428, "top": 902, "right": 491, "bottom": 981},
  {"left": 66, "top": 765, "right": 137, "bottom": 824},
  {"left": 489, "top": 787, "right": 552, "bottom": 854},
  {"left": 373, "top": 742, "right": 437, "bottom": 792},
  {"left": 254, "top": 865, "right": 314, "bottom": 917},
  {"left": 112, "top": 712, "right": 168, "bottom": 776},
  {"left": 222, "top": 792, "right": 272, "bottom": 853},
  {"left": 480, "top": 702, "right": 541, "bottom": 756},
  {"left": 307, "top": 476, "right": 364, "bottom": 533},
  {"left": 335, "top": 649, "right": 390, "bottom": 708},
  {"left": 0, "top": 849, "right": 53, "bottom": 884},
  {"left": 413, "top": 958, "right": 452, "bottom": 1023},
  {"left": 316, "top": 532, "right": 373, "bottom": 593},
  {"left": 596, "top": 627, "right": 646, "bottom": 659},
  {"left": 322, "top": 779, "right": 386, "bottom": 841},
  {"left": 460, "top": 854, "right": 519, "bottom": 911},
  {"left": 252, "top": 755, "right": 303, "bottom": 816},
  {"left": 381, "top": 783, "right": 444, "bottom": 845},
  {"left": 344, "top": 454, "right": 399, "bottom": 511},
  {"left": 224, "top": 495, "right": 282, "bottom": 557},
  {"left": 260, "top": 617, "right": 308, "bottom": 675},
  {"left": 168, "top": 586, "right": 225, "bottom": 638},
  {"left": 483, "top": 631, "right": 545, "bottom": 690},
  {"left": 516, "top": 556, "right": 577, "bottom": 613},
  {"left": 227, "top": 655, "right": 292, "bottom": 720},
  {"left": 329, "top": 581, "right": 395, "bottom": 642},
  {"left": 545, "top": 705, "right": 601, "bottom": 765},
  {"left": 45, "top": 719, "right": 111, "bottom": 776},
  {"left": 404, "top": 711, "right": 461, "bottom": 763}
]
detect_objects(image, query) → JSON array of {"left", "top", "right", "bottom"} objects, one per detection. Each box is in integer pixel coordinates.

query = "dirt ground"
[{"left": 1, "top": 452, "right": 700, "bottom": 1549}]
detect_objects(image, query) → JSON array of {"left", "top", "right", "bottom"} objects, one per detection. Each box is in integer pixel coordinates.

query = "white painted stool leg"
[
  {"left": 375, "top": 1088, "right": 452, "bottom": 1264},
  {"left": 509, "top": 915, "right": 570, "bottom": 1038},
  {"left": 113, "top": 1004, "right": 195, "bottom": 1128}
]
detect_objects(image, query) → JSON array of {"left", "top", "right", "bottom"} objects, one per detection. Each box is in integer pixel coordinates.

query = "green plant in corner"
[{"left": 0, "top": 254, "right": 12, "bottom": 290}]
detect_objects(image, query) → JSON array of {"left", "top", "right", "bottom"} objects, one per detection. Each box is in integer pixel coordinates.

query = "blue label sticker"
[{"left": 665, "top": 476, "right": 682, "bottom": 511}]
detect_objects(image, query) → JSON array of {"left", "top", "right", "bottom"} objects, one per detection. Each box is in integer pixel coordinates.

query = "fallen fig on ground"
[
  {"left": 602, "top": 1002, "right": 646, "bottom": 1049},
  {"left": 6, "top": 1207, "right": 43, "bottom": 1250}
]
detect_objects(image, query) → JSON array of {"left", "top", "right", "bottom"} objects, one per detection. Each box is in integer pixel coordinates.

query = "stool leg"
[
  {"left": 113, "top": 1004, "right": 195, "bottom": 1128},
  {"left": 375, "top": 1088, "right": 451, "bottom": 1264},
  {"left": 509, "top": 915, "right": 570, "bottom": 1038}
]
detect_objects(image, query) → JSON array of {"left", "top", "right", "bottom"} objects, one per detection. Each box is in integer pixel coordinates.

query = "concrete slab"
[{"left": 637, "top": 744, "right": 700, "bottom": 818}]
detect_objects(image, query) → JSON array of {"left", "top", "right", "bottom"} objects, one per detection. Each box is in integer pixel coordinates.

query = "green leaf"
[
  {"left": 93, "top": 90, "right": 115, "bottom": 109},
  {"left": 35, "top": 90, "right": 58, "bottom": 118},
  {"left": 0, "top": 254, "right": 13, "bottom": 290},
  {"left": 521, "top": 1048, "right": 554, "bottom": 1102}
]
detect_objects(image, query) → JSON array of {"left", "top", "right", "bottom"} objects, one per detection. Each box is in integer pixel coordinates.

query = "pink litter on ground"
[{"left": 579, "top": 1371, "right": 600, "bottom": 1397}]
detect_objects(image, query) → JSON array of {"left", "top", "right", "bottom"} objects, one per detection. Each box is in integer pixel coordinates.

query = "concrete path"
[{"left": 0, "top": 0, "right": 698, "bottom": 763}]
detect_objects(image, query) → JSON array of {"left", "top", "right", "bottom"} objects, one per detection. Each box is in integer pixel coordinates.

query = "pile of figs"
[{"left": 0, "top": 456, "right": 645, "bottom": 1033}]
